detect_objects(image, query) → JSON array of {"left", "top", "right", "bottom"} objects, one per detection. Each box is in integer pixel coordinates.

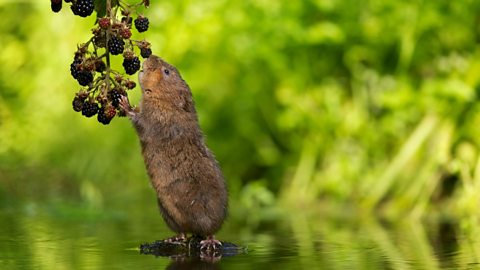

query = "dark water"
[{"left": 1, "top": 203, "right": 479, "bottom": 270}]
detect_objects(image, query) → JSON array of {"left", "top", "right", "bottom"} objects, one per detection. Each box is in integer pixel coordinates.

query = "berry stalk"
[{"left": 104, "top": 0, "right": 112, "bottom": 97}]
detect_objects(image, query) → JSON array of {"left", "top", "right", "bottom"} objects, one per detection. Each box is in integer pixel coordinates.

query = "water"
[{"left": 1, "top": 203, "right": 480, "bottom": 270}]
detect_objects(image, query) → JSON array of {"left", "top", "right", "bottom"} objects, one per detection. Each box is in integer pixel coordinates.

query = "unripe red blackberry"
[
  {"left": 71, "top": 0, "right": 94, "bottom": 17},
  {"left": 123, "top": 56, "right": 141, "bottom": 75},
  {"left": 98, "top": 17, "right": 111, "bottom": 29},
  {"left": 120, "top": 28, "right": 132, "bottom": 39},
  {"left": 140, "top": 47, "right": 152, "bottom": 58},
  {"left": 104, "top": 104, "right": 117, "bottom": 119},
  {"left": 51, "top": 0, "right": 62, "bottom": 12},
  {"left": 108, "top": 36, "right": 125, "bottom": 55},
  {"left": 82, "top": 101, "right": 99, "bottom": 117},
  {"left": 134, "top": 16, "right": 149, "bottom": 32},
  {"left": 76, "top": 71, "right": 93, "bottom": 86}
]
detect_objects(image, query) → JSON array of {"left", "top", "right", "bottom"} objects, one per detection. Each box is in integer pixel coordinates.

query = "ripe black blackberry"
[
  {"left": 109, "top": 89, "right": 123, "bottom": 108},
  {"left": 140, "top": 47, "right": 152, "bottom": 58},
  {"left": 97, "top": 107, "right": 112, "bottom": 125},
  {"left": 134, "top": 16, "right": 149, "bottom": 32},
  {"left": 70, "top": 58, "right": 82, "bottom": 79},
  {"left": 76, "top": 71, "right": 93, "bottom": 86},
  {"left": 71, "top": 0, "right": 94, "bottom": 17},
  {"left": 51, "top": 0, "right": 62, "bottom": 12},
  {"left": 82, "top": 101, "right": 99, "bottom": 117},
  {"left": 108, "top": 36, "right": 125, "bottom": 55},
  {"left": 123, "top": 56, "right": 141, "bottom": 75}
]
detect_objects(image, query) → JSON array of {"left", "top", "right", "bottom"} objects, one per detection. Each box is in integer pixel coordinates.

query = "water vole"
[{"left": 119, "top": 55, "right": 228, "bottom": 250}]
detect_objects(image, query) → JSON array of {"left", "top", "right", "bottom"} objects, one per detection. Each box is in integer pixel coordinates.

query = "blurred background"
[{"left": 2, "top": 0, "right": 480, "bottom": 268}]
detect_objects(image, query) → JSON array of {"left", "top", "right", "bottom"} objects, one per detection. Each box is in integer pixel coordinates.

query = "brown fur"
[{"left": 122, "top": 55, "right": 228, "bottom": 236}]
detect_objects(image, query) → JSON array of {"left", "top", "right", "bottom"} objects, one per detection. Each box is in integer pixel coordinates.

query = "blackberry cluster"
[
  {"left": 134, "top": 16, "right": 149, "bottom": 33},
  {"left": 123, "top": 56, "right": 141, "bottom": 75},
  {"left": 51, "top": 0, "right": 153, "bottom": 125},
  {"left": 71, "top": 0, "right": 94, "bottom": 17},
  {"left": 108, "top": 36, "right": 125, "bottom": 55}
]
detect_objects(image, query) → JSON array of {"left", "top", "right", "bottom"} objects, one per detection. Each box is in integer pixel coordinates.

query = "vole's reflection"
[{"left": 166, "top": 257, "right": 221, "bottom": 270}]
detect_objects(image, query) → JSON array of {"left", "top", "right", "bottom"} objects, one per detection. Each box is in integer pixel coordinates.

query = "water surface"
[{"left": 1, "top": 203, "right": 479, "bottom": 269}]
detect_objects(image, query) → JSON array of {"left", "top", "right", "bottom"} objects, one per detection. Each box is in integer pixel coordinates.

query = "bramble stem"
[{"left": 104, "top": 0, "right": 112, "bottom": 96}]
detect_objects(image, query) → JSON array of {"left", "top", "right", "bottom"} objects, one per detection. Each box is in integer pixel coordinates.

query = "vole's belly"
[
  {"left": 152, "top": 166, "right": 227, "bottom": 235},
  {"left": 140, "top": 133, "right": 227, "bottom": 235}
]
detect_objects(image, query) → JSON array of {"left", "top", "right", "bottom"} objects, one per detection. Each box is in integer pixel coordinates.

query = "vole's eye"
[{"left": 163, "top": 69, "right": 170, "bottom": 76}]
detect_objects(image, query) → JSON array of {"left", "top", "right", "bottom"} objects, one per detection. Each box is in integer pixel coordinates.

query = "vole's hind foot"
[
  {"left": 200, "top": 235, "right": 222, "bottom": 252},
  {"left": 119, "top": 95, "right": 137, "bottom": 118},
  {"left": 162, "top": 233, "right": 187, "bottom": 245}
]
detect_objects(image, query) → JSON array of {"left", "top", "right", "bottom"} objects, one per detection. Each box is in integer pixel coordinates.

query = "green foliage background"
[{"left": 1, "top": 0, "right": 480, "bottom": 224}]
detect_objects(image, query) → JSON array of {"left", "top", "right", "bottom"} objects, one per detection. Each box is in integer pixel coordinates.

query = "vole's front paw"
[{"left": 119, "top": 95, "right": 136, "bottom": 118}]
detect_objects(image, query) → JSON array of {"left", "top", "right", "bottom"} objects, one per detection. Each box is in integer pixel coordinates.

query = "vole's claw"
[
  {"left": 200, "top": 235, "right": 222, "bottom": 251},
  {"left": 119, "top": 95, "right": 136, "bottom": 118},
  {"left": 119, "top": 95, "right": 130, "bottom": 110},
  {"left": 162, "top": 233, "right": 187, "bottom": 245}
]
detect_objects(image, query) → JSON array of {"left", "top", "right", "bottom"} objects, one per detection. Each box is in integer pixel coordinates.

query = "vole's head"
[{"left": 138, "top": 55, "right": 194, "bottom": 112}]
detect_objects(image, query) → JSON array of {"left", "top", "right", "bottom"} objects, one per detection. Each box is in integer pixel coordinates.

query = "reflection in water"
[
  {"left": 166, "top": 258, "right": 220, "bottom": 270},
  {"left": 1, "top": 206, "right": 480, "bottom": 269},
  {"left": 434, "top": 221, "right": 458, "bottom": 269}
]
